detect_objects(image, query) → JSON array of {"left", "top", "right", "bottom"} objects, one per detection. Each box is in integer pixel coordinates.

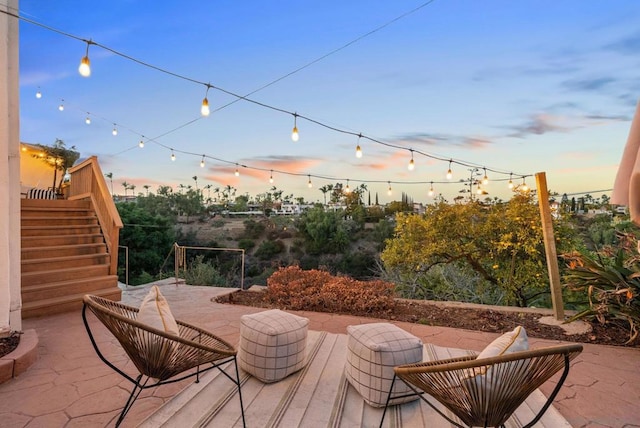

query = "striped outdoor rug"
[{"left": 141, "top": 331, "right": 572, "bottom": 428}]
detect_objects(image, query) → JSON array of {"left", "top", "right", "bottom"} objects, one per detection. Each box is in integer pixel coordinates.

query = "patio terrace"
[{"left": 1, "top": 281, "right": 638, "bottom": 427}]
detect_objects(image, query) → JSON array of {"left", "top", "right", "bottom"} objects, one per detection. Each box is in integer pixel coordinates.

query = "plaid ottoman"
[
  {"left": 239, "top": 309, "right": 309, "bottom": 383},
  {"left": 345, "top": 323, "right": 423, "bottom": 407}
]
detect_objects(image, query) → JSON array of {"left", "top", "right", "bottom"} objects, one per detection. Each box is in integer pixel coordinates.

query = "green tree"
[
  {"left": 34, "top": 139, "right": 80, "bottom": 192},
  {"left": 381, "top": 193, "right": 577, "bottom": 307},
  {"left": 296, "top": 207, "right": 351, "bottom": 254}
]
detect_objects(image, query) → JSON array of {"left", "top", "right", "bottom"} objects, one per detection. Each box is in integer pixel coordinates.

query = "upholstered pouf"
[
  {"left": 345, "top": 323, "right": 423, "bottom": 407},
  {"left": 239, "top": 309, "right": 309, "bottom": 383}
]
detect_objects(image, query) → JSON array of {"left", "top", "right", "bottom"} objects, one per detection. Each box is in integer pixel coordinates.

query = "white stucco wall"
[{"left": 0, "top": 0, "right": 22, "bottom": 333}]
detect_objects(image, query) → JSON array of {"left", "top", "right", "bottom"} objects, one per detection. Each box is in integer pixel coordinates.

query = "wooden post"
[{"left": 535, "top": 172, "right": 564, "bottom": 320}]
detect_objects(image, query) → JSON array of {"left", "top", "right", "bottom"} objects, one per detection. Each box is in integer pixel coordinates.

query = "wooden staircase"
[{"left": 21, "top": 198, "right": 121, "bottom": 318}]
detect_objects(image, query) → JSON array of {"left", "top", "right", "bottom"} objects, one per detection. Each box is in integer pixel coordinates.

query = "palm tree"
[
  {"left": 128, "top": 184, "right": 136, "bottom": 196},
  {"left": 121, "top": 181, "right": 129, "bottom": 197},
  {"left": 192, "top": 176, "right": 198, "bottom": 190},
  {"left": 105, "top": 172, "right": 114, "bottom": 195},
  {"left": 319, "top": 184, "right": 333, "bottom": 206},
  {"left": 143, "top": 185, "right": 150, "bottom": 196}
]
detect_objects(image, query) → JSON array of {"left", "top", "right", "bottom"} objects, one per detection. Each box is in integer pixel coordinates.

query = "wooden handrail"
[{"left": 67, "top": 156, "right": 123, "bottom": 275}]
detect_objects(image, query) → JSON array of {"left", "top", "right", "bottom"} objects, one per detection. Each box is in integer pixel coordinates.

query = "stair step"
[
  {"left": 21, "top": 216, "right": 98, "bottom": 227},
  {"left": 21, "top": 243, "right": 107, "bottom": 260},
  {"left": 22, "top": 253, "right": 110, "bottom": 273},
  {"left": 22, "top": 275, "right": 119, "bottom": 303},
  {"left": 21, "top": 224, "right": 102, "bottom": 236},
  {"left": 22, "top": 264, "right": 111, "bottom": 286},
  {"left": 21, "top": 288, "right": 122, "bottom": 319},
  {"left": 20, "top": 207, "right": 94, "bottom": 217},
  {"left": 22, "top": 233, "right": 104, "bottom": 247},
  {"left": 21, "top": 199, "right": 91, "bottom": 210}
]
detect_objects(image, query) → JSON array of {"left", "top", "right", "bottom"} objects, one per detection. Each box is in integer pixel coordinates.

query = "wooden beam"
[{"left": 535, "top": 172, "right": 564, "bottom": 320}]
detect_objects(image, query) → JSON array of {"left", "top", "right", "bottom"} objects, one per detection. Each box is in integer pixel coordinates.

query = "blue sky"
[{"left": 16, "top": 0, "right": 640, "bottom": 204}]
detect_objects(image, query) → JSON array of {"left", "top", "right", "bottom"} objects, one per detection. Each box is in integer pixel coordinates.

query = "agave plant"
[{"left": 563, "top": 233, "right": 640, "bottom": 343}]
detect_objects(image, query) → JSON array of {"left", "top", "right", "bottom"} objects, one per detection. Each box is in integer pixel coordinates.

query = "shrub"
[
  {"left": 255, "top": 240, "right": 285, "bottom": 260},
  {"left": 183, "top": 255, "right": 227, "bottom": 286},
  {"left": 264, "top": 265, "right": 395, "bottom": 314},
  {"left": 563, "top": 232, "right": 640, "bottom": 343},
  {"left": 238, "top": 238, "right": 255, "bottom": 250}
]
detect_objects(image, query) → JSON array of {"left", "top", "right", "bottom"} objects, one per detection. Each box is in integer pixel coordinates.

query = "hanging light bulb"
[
  {"left": 112, "top": 125, "right": 118, "bottom": 136},
  {"left": 78, "top": 41, "right": 92, "bottom": 77},
  {"left": 58, "top": 99, "right": 64, "bottom": 111},
  {"left": 200, "top": 155, "right": 205, "bottom": 168},
  {"left": 170, "top": 150, "right": 176, "bottom": 161},
  {"left": 446, "top": 160, "right": 453, "bottom": 179},
  {"left": 387, "top": 181, "right": 392, "bottom": 196},
  {"left": 482, "top": 168, "right": 489, "bottom": 185},
  {"left": 508, "top": 173, "right": 514, "bottom": 189},
  {"left": 269, "top": 170, "right": 274, "bottom": 184},
  {"left": 36, "top": 88, "right": 42, "bottom": 99},
  {"left": 521, "top": 177, "right": 529, "bottom": 192},
  {"left": 355, "top": 134, "right": 363, "bottom": 158},
  {"left": 428, "top": 182, "right": 434, "bottom": 197},
  {"left": 201, "top": 85, "right": 211, "bottom": 117},
  {"left": 85, "top": 116, "right": 91, "bottom": 125},
  {"left": 476, "top": 184, "right": 483, "bottom": 195},
  {"left": 138, "top": 140, "right": 144, "bottom": 148},
  {"left": 408, "top": 150, "right": 415, "bottom": 171},
  {"left": 235, "top": 166, "right": 240, "bottom": 177},
  {"left": 291, "top": 113, "right": 299, "bottom": 142},
  {"left": 307, "top": 175, "right": 312, "bottom": 188},
  {"left": 345, "top": 180, "right": 351, "bottom": 193}
]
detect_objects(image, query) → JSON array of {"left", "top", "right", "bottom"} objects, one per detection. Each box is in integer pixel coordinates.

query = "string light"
[
  {"left": 201, "top": 85, "right": 211, "bottom": 117},
  {"left": 345, "top": 180, "right": 351, "bottom": 193},
  {"left": 387, "top": 181, "right": 392, "bottom": 196},
  {"left": 408, "top": 150, "right": 415, "bottom": 171},
  {"left": 291, "top": 113, "right": 299, "bottom": 142},
  {"left": 476, "top": 183, "right": 483, "bottom": 195},
  {"left": 200, "top": 155, "right": 205, "bottom": 168},
  {"left": 85, "top": 115, "right": 91, "bottom": 125},
  {"left": 482, "top": 168, "right": 489, "bottom": 185},
  {"left": 112, "top": 125, "right": 118, "bottom": 136},
  {"left": 235, "top": 166, "right": 240, "bottom": 176},
  {"left": 521, "top": 177, "right": 529, "bottom": 192},
  {"left": 355, "top": 134, "right": 363, "bottom": 158},
  {"left": 508, "top": 173, "right": 514, "bottom": 189},
  {"left": 58, "top": 99, "right": 64, "bottom": 111},
  {"left": 307, "top": 175, "right": 312, "bottom": 188},
  {"left": 138, "top": 140, "right": 144, "bottom": 148},
  {"left": 78, "top": 41, "right": 92, "bottom": 77},
  {"left": 36, "top": 87, "right": 42, "bottom": 99},
  {"left": 269, "top": 170, "right": 274, "bottom": 184},
  {"left": 446, "top": 160, "right": 453, "bottom": 180},
  {"left": 428, "top": 182, "right": 434, "bottom": 197},
  {"left": 170, "top": 150, "right": 176, "bottom": 161}
]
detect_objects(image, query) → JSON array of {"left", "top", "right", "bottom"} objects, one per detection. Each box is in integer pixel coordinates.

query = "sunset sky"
[{"left": 16, "top": 1, "right": 640, "bottom": 204}]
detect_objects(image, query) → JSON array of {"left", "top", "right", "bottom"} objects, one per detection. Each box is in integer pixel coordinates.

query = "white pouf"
[
  {"left": 345, "top": 323, "right": 423, "bottom": 407},
  {"left": 239, "top": 309, "right": 309, "bottom": 383}
]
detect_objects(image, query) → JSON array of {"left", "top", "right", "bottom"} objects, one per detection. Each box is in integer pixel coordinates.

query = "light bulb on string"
[
  {"left": 345, "top": 180, "right": 351, "bottom": 194},
  {"left": 291, "top": 113, "right": 299, "bottom": 142},
  {"left": 476, "top": 184, "right": 483, "bottom": 195},
  {"left": 78, "top": 41, "right": 92, "bottom": 77},
  {"left": 235, "top": 166, "right": 240, "bottom": 177},
  {"left": 521, "top": 177, "right": 529, "bottom": 192},
  {"left": 85, "top": 115, "right": 91, "bottom": 125},
  {"left": 36, "top": 88, "right": 42, "bottom": 99},
  {"left": 428, "top": 182, "right": 434, "bottom": 197},
  {"left": 200, "top": 155, "right": 205, "bottom": 168},
  {"left": 408, "top": 150, "right": 415, "bottom": 171},
  {"left": 307, "top": 175, "right": 312, "bottom": 188},
  {"left": 112, "top": 125, "right": 118, "bottom": 136},
  {"left": 355, "top": 134, "right": 363, "bottom": 158},
  {"left": 446, "top": 160, "right": 453, "bottom": 180},
  {"left": 170, "top": 150, "right": 176, "bottom": 161},
  {"left": 482, "top": 168, "right": 489, "bottom": 185},
  {"left": 58, "top": 99, "right": 64, "bottom": 111},
  {"left": 201, "top": 84, "right": 211, "bottom": 117},
  {"left": 269, "top": 170, "right": 274, "bottom": 184},
  {"left": 138, "top": 140, "right": 144, "bottom": 148},
  {"left": 508, "top": 173, "right": 514, "bottom": 189},
  {"left": 387, "top": 181, "right": 392, "bottom": 196}
]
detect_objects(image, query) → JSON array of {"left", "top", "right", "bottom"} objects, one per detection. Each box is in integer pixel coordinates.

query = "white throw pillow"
[
  {"left": 137, "top": 285, "right": 179, "bottom": 336},
  {"left": 476, "top": 326, "right": 528, "bottom": 360}
]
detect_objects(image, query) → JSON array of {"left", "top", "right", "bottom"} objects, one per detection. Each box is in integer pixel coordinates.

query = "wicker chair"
[
  {"left": 82, "top": 295, "right": 246, "bottom": 427},
  {"left": 380, "top": 343, "right": 583, "bottom": 428}
]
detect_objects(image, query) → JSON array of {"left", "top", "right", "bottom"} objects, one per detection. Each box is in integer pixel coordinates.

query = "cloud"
[
  {"left": 562, "top": 77, "right": 616, "bottom": 92},
  {"left": 391, "top": 133, "right": 493, "bottom": 149},
  {"left": 507, "top": 113, "right": 574, "bottom": 138},
  {"left": 604, "top": 31, "right": 640, "bottom": 55}
]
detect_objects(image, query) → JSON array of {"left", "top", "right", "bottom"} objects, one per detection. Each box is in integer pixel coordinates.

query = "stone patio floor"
[{"left": 0, "top": 281, "right": 638, "bottom": 427}]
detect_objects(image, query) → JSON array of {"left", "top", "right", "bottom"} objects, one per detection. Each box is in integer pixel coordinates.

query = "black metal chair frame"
[
  {"left": 380, "top": 344, "right": 583, "bottom": 428},
  {"left": 82, "top": 295, "right": 246, "bottom": 427}
]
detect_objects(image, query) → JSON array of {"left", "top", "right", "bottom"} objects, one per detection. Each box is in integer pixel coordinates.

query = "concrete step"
[
  {"left": 21, "top": 253, "right": 110, "bottom": 273},
  {"left": 21, "top": 216, "right": 98, "bottom": 227},
  {"left": 22, "top": 275, "right": 119, "bottom": 303},
  {"left": 21, "top": 233, "right": 104, "bottom": 247},
  {"left": 21, "top": 288, "right": 122, "bottom": 319},
  {"left": 21, "top": 264, "right": 111, "bottom": 287},
  {"left": 21, "top": 242, "right": 107, "bottom": 260},
  {"left": 21, "top": 224, "right": 102, "bottom": 237}
]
